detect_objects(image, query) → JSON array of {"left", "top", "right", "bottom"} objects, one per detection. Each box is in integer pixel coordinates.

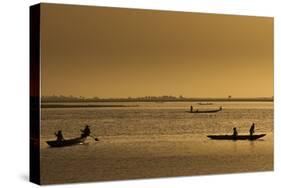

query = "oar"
[{"left": 89, "top": 135, "right": 99, "bottom": 141}]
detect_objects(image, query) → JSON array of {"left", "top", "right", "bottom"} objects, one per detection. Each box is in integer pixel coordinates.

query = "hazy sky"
[{"left": 41, "top": 4, "right": 273, "bottom": 98}]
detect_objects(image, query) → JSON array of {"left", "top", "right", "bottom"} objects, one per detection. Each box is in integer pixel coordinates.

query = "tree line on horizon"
[{"left": 41, "top": 95, "right": 273, "bottom": 103}]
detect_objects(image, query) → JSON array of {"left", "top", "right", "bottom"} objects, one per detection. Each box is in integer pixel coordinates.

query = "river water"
[{"left": 40, "top": 102, "right": 273, "bottom": 184}]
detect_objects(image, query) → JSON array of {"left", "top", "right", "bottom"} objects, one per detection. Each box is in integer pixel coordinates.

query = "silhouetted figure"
[
  {"left": 190, "top": 105, "right": 193, "bottom": 112},
  {"left": 81, "top": 125, "right": 91, "bottom": 138},
  {"left": 55, "top": 130, "right": 64, "bottom": 141},
  {"left": 233, "top": 127, "right": 238, "bottom": 137},
  {"left": 250, "top": 123, "right": 255, "bottom": 136},
  {"left": 219, "top": 106, "right": 222, "bottom": 111}
]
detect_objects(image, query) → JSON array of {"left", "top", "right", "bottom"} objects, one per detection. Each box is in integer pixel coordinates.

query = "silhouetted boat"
[
  {"left": 207, "top": 134, "right": 266, "bottom": 140},
  {"left": 46, "top": 136, "right": 87, "bottom": 147},
  {"left": 188, "top": 107, "right": 222, "bottom": 113},
  {"left": 198, "top": 102, "right": 213, "bottom": 105}
]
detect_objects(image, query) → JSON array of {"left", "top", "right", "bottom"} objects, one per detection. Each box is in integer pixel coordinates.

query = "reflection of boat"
[
  {"left": 188, "top": 107, "right": 222, "bottom": 113},
  {"left": 198, "top": 102, "right": 213, "bottom": 105},
  {"left": 207, "top": 134, "right": 266, "bottom": 140},
  {"left": 46, "top": 136, "right": 87, "bottom": 147}
]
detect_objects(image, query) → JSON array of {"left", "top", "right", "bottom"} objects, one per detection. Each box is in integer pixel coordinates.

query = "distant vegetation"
[{"left": 41, "top": 95, "right": 273, "bottom": 103}]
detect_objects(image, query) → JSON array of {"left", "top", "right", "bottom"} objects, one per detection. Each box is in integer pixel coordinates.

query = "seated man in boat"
[
  {"left": 232, "top": 127, "right": 238, "bottom": 137},
  {"left": 249, "top": 123, "right": 255, "bottom": 136},
  {"left": 81, "top": 125, "right": 91, "bottom": 138},
  {"left": 55, "top": 130, "right": 64, "bottom": 141}
]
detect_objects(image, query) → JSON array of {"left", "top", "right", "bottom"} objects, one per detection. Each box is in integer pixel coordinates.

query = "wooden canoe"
[
  {"left": 46, "top": 136, "right": 87, "bottom": 147},
  {"left": 207, "top": 134, "right": 266, "bottom": 140},
  {"left": 188, "top": 108, "right": 222, "bottom": 113}
]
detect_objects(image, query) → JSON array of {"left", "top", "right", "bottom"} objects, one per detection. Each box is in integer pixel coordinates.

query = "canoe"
[
  {"left": 198, "top": 102, "right": 213, "bottom": 105},
  {"left": 207, "top": 134, "right": 266, "bottom": 140},
  {"left": 46, "top": 136, "right": 87, "bottom": 147},
  {"left": 188, "top": 108, "right": 222, "bottom": 113}
]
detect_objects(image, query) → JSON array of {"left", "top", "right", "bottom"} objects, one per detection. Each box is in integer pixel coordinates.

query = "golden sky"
[{"left": 41, "top": 3, "right": 273, "bottom": 98}]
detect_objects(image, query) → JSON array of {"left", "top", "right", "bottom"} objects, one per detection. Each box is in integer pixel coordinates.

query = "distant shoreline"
[
  {"left": 41, "top": 104, "right": 139, "bottom": 108},
  {"left": 41, "top": 98, "right": 273, "bottom": 103}
]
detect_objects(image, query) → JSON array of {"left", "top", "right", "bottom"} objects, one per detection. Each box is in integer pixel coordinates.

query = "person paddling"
[
  {"left": 55, "top": 130, "right": 64, "bottom": 141},
  {"left": 249, "top": 123, "right": 255, "bottom": 136},
  {"left": 81, "top": 125, "right": 91, "bottom": 138},
  {"left": 233, "top": 127, "right": 238, "bottom": 137}
]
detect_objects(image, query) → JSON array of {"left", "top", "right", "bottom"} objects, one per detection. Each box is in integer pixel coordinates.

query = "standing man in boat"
[
  {"left": 190, "top": 105, "right": 193, "bottom": 112},
  {"left": 81, "top": 125, "right": 91, "bottom": 138},
  {"left": 55, "top": 130, "right": 64, "bottom": 141},
  {"left": 233, "top": 127, "right": 238, "bottom": 137},
  {"left": 249, "top": 123, "right": 255, "bottom": 136}
]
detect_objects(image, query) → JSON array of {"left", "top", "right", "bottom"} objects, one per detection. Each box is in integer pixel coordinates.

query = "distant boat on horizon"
[
  {"left": 198, "top": 102, "right": 213, "bottom": 105},
  {"left": 187, "top": 106, "right": 222, "bottom": 113}
]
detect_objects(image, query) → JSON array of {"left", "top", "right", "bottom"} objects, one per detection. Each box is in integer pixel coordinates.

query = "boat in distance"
[
  {"left": 188, "top": 107, "right": 222, "bottom": 113},
  {"left": 46, "top": 136, "right": 87, "bottom": 147},
  {"left": 198, "top": 102, "right": 213, "bottom": 105},
  {"left": 207, "top": 134, "right": 266, "bottom": 140}
]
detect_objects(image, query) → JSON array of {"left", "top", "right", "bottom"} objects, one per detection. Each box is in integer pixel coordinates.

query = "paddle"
[{"left": 89, "top": 135, "right": 99, "bottom": 141}]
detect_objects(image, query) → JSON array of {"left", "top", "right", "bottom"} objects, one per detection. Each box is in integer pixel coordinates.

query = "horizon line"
[{"left": 41, "top": 95, "right": 274, "bottom": 99}]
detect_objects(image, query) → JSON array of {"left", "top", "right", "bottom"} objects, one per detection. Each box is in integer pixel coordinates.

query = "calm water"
[{"left": 40, "top": 102, "right": 273, "bottom": 184}]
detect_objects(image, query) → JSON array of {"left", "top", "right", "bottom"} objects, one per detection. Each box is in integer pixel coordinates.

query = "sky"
[{"left": 41, "top": 3, "right": 273, "bottom": 98}]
